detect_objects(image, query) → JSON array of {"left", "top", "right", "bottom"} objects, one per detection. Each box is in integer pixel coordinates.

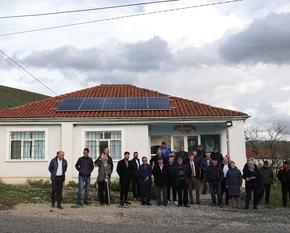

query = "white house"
[{"left": 0, "top": 84, "right": 249, "bottom": 184}]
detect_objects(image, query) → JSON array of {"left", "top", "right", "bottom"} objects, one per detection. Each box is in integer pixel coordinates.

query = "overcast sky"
[{"left": 1, "top": 0, "right": 290, "bottom": 127}]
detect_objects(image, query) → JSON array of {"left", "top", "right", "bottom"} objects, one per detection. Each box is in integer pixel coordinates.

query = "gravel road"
[{"left": 0, "top": 203, "right": 290, "bottom": 233}]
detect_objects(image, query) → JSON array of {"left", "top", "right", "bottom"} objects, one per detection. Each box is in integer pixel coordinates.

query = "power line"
[
  {"left": 0, "top": 0, "right": 243, "bottom": 37},
  {"left": 0, "top": 0, "right": 184, "bottom": 19},
  {"left": 0, "top": 50, "right": 58, "bottom": 95}
]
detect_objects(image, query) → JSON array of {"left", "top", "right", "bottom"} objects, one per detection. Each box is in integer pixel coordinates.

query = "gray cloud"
[{"left": 219, "top": 12, "right": 290, "bottom": 65}]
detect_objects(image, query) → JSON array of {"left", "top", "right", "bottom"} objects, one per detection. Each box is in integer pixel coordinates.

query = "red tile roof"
[{"left": 0, "top": 84, "right": 248, "bottom": 119}]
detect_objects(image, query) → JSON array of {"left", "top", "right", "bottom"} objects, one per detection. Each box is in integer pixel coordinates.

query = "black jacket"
[
  {"left": 207, "top": 165, "right": 223, "bottom": 183},
  {"left": 277, "top": 169, "right": 290, "bottom": 185},
  {"left": 259, "top": 167, "right": 274, "bottom": 185},
  {"left": 210, "top": 152, "right": 223, "bottom": 164},
  {"left": 75, "top": 156, "right": 94, "bottom": 177},
  {"left": 95, "top": 154, "right": 113, "bottom": 173},
  {"left": 176, "top": 164, "right": 191, "bottom": 185},
  {"left": 242, "top": 165, "right": 261, "bottom": 185},
  {"left": 167, "top": 164, "right": 178, "bottom": 185},
  {"left": 175, "top": 151, "right": 189, "bottom": 165},
  {"left": 48, "top": 156, "right": 68, "bottom": 179},
  {"left": 152, "top": 164, "right": 169, "bottom": 187},
  {"left": 129, "top": 158, "right": 140, "bottom": 178},
  {"left": 117, "top": 159, "right": 133, "bottom": 185}
]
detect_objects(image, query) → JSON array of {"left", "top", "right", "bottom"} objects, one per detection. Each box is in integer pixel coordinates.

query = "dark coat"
[
  {"left": 139, "top": 164, "right": 152, "bottom": 185},
  {"left": 167, "top": 164, "right": 178, "bottom": 185},
  {"left": 259, "top": 167, "right": 274, "bottom": 185},
  {"left": 242, "top": 165, "right": 261, "bottom": 185},
  {"left": 150, "top": 154, "right": 162, "bottom": 167},
  {"left": 176, "top": 164, "right": 191, "bottom": 185},
  {"left": 130, "top": 158, "right": 140, "bottom": 178},
  {"left": 207, "top": 165, "right": 223, "bottom": 183},
  {"left": 117, "top": 159, "right": 132, "bottom": 185},
  {"left": 188, "top": 159, "right": 202, "bottom": 179},
  {"left": 277, "top": 168, "right": 290, "bottom": 185},
  {"left": 75, "top": 156, "right": 94, "bottom": 177},
  {"left": 210, "top": 152, "right": 223, "bottom": 164},
  {"left": 152, "top": 164, "right": 168, "bottom": 187},
  {"left": 95, "top": 154, "right": 114, "bottom": 173},
  {"left": 48, "top": 156, "right": 68, "bottom": 179},
  {"left": 226, "top": 167, "right": 242, "bottom": 197}
]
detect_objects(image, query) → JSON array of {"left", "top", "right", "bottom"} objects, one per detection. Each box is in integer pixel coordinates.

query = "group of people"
[{"left": 48, "top": 142, "right": 290, "bottom": 210}]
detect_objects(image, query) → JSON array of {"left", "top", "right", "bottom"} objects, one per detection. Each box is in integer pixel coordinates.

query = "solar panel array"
[{"left": 56, "top": 97, "right": 171, "bottom": 112}]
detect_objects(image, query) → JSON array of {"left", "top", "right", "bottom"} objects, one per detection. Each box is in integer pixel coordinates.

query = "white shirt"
[
  {"left": 56, "top": 158, "right": 63, "bottom": 176},
  {"left": 190, "top": 161, "right": 196, "bottom": 177},
  {"left": 223, "top": 164, "right": 229, "bottom": 178},
  {"left": 135, "top": 159, "right": 139, "bottom": 170}
]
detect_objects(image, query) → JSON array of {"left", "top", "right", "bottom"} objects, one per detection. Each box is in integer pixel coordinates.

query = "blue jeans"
[
  {"left": 77, "top": 176, "right": 90, "bottom": 202},
  {"left": 209, "top": 182, "right": 222, "bottom": 204}
]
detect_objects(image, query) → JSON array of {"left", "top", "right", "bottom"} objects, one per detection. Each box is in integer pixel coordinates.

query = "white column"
[
  {"left": 227, "top": 120, "right": 247, "bottom": 171},
  {"left": 61, "top": 122, "right": 74, "bottom": 182}
]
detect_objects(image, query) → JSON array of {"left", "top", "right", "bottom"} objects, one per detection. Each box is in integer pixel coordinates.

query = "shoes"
[
  {"left": 244, "top": 206, "right": 249, "bottom": 210},
  {"left": 196, "top": 201, "right": 201, "bottom": 205},
  {"left": 253, "top": 206, "right": 258, "bottom": 209},
  {"left": 219, "top": 204, "right": 223, "bottom": 208},
  {"left": 120, "top": 202, "right": 124, "bottom": 206},
  {"left": 146, "top": 202, "right": 151, "bottom": 206},
  {"left": 84, "top": 202, "right": 90, "bottom": 205},
  {"left": 77, "top": 201, "right": 82, "bottom": 205},
  {"left": 210, "top": 203, "right": 216, "bottom": 207},
  {"left": 184, "top": 205, "right": 190, "bottom": 208},
  {"left": 124, "top": 201, "right": 131, "bottom": 205},
  {"left": 51, "top": 203, "right": 55, "bottom": 208},
  {"left": 141, "top": 201, "right": 145, "bottom": 205},
  {"left": 177, "top": 204, "right": 181, "bottom": 207},
  {"left": 57, "top": 204, "right": 63, "bottom": 209}
]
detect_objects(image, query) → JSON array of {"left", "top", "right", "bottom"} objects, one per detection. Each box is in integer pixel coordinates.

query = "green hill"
[{"left": 0, "top": 85, "right": 49, "bottom": 109}]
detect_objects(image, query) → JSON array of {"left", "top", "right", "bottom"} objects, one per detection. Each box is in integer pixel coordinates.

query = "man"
[
  {"left": 175, "top": 144, "right": 189, "bottom": 165},
  {"left": 160, "top": 141, "right": 171, "bottom": 164},
  {"left": 201, "top": 153, "right": 211, "bottom": 194},
  {"left": 176, "top": 157, "right": 191, "bottom": 207},
  {"left": 210, "top": 148, "right": 223, "bottom": 165},
  {"left": 130, "top": 151, "right": 140, "bottom": 199},
  {"left": 242, "top": 158, "right": 260, "bottom": 209},
  {"left": 152, "top": 157, "right": 168, "bottom": 206},
  {"left": 277, "top": 161, "right": 290, "bottom": 207},
  {"left": 139, "top": 156, "right": 152, "bottom": 205},
  {"left": 167, "top": 156, "right": 177, "bottom": 203},
  {"left": 75, "top": 148, "right": 94, "bottom": 205},
  {"left": 221, "top": 156, "right": 230, "bottom": 205},
  {"left": 48, "top": 151, "right": 67, "bottom": 209},
  {"left": 96, "top": 153, "right": 112, "bottom": 205},
  {"left": 259, "top": 160, "right": 274, "bottom": 206},
  {"left": 95, "top": 148, "right": 113, "bottom": 173},
  {"left": 188, "top": 151, "right": 202, "bottom": 204},
  {"left": 150, "top": 148, "right": 163, "bottom": 167},
  {"left": 207, "top": 159, "right": 223, "bottom": 207},
  {"left": 117, "top": 151, "right": 133, "bottom": 205}
]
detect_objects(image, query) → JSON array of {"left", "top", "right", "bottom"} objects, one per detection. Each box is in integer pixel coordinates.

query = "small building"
[{"left": 0, "top": 84, "right": 249, "bottom": 184}]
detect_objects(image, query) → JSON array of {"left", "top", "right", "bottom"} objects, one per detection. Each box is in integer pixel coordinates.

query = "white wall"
[
  {"left": 227, "top": 120, "right": 247, "bottom": 171},
  {"left": 0, "top": 125, "right": 61, "bottom": 184}
]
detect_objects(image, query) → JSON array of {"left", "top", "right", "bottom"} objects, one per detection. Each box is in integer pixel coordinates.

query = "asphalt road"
[{"left": 0, "top": 204, "right": 290, "bottom": 233}]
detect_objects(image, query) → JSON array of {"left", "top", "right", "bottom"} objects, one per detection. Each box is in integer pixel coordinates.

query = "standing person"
[
  {"left": 210, "top": 148, "right": 223, "bottom": 165},
  {"left": 167, "top": 156, "right": 178, "bottom": 204},
  {"left": 188, "top": 152, "right": 202, "bottom": 205},
  {"left": 201, "top": 153, "right": 211, "bottom": 194},
  {"left": 259, "top": 160, "right": 274, "bottom": 206},
  {"left": 117, "top": 151, "right": 133, "bottom": 206},
  {"left": 75, "top": 148, "right": 94, "bottom": 205},
  {"left": 208, "top": 159, "right": 223, "bottom": 207},
  {"left": 277, "top": 161, "right": 290, "bottom": 207},
  {"left": 48, "top": 151, "right": 68, "bottom": 209},
  {"left": 130, "top": 151, "right": 140, "bottom": 199},
  {"left": 221, "top": 156, "right": 230, "bottom": 205},
  {"left": 226, "top": 161, "right": 242, "bottom": 208},
  {"left": 175, "top": 144, "right": 189, "bottom": 165},
  {"left": 242, "top": 159, "right": 261, "bottom": 209},
  {"left": 152, "top": 157, "right": 168, "bottom": 206},
  {"left": 139, "top": 156, "right": 152, "bottom": 205},
  {"left": 96, "top": 153, "right": 112, "bottom": 205},
  {"left": 176, "top": 157, "right": 191, "bottom": 207},
  {"left": 95, "top": 147, "right": 113, "bottom": 173},
  {"left": 150, "top": 148, "right": 163, "bottom": 167},
  {"left": 197, "top": 145, "right": 206, "bottom": 160},
  {"left": 160, "top": 141, "right": 171, "bottom": 164}
]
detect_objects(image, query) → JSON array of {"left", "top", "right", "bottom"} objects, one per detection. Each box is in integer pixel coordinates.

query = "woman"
[{"left": 226, "top": 161, "right": 242, "bottom": 208}]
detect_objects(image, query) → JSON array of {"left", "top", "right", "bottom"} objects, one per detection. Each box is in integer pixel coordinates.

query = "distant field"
[{"left": 0, "top": 85, "right": 48, "bottom": 109}]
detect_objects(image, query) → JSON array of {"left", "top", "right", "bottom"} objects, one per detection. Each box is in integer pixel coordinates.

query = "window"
[
  {"left": 10, "top": 131, "right": 45, "bottom": 160},
  {"left": 187, "top": 136, "right": 198, "bottom": 154},
  {"left": 150, "top": 135, "right": 171, "bottom": 154},
  {"left": 85, "top": 131, "right": 121, "bottom": 160},
  {"left": 201, "top": 135, "right": 220, "bottom": 153},
  {"left": 172, "top": 136, "right": 184, "bottom": 152}
]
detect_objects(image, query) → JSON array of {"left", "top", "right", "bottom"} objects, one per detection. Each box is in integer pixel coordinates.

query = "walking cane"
[{"left": 106, "top": 174, "right": 111, "bottom": 206}]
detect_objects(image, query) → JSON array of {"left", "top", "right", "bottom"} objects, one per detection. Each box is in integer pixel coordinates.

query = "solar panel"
[{"left": 56, "top": 97, "right": 171, "bottom": 111}]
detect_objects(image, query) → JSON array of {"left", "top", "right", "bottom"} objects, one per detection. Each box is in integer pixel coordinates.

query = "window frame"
[{"left": 6, "top": 128, "right": 48, "bottom": 162}]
